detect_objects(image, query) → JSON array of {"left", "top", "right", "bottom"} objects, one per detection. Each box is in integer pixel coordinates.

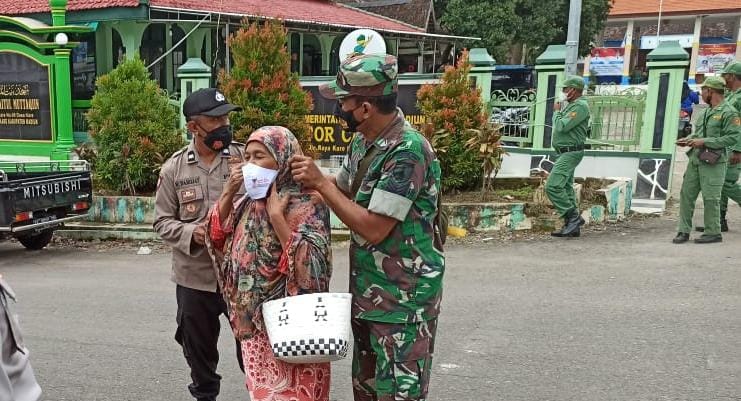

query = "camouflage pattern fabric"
[
  {"left": 351, "top": 318, "right": 437, "bottom": 401},
  {"left": 319, "top": 54, "right": 399, "bottom": 99},
  {"left": 335, "top": 111, "right": 445, "bottom": 324}
]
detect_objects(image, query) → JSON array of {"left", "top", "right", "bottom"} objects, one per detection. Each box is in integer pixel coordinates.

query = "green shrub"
[
  {"left": 86, "top": 57, "right": 184, "bottom": 195},
  {"left": 417, "top": 51, "right": 487, "bottom": 193},
  {"left": 219, "top": 19, "right": 315, "bottom": 156}
]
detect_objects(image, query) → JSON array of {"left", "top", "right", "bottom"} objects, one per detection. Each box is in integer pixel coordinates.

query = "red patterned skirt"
[{"left": 242, "top": 331, "right": 331, "bottom": 401}]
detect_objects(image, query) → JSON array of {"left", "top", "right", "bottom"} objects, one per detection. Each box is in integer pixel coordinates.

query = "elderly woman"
[{"left": 206, "top": 126, "right": 332, "bottom": 401}]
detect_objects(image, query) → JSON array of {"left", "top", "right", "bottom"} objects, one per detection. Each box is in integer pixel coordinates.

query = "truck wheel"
[{"left": 18, "top": 229, "right": 54, "bottom": 250}]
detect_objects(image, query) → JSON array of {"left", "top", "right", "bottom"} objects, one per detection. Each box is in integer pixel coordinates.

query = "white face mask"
[
  {"left": 242, "top": 163, "right": 278, "bottom": 200},
  {"left": 557, "top": 91, "right": 569, "bottom": 103}
]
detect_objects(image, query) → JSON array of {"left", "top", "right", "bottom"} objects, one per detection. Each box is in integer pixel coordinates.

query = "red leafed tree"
[
  {"left": 417, "top": 51, "right": 488, "bottom": 192},
  {"left": 219, "top": 19, "right": 315, "bottom": 156}
]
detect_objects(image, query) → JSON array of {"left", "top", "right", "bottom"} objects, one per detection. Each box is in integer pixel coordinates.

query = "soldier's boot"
[
  {"left": 560, "top": 209, "right": 585, "bottom": 237},
  {"left": 550, "top": 215, "right": 569, "bottom": 237},
  {"left": 694, "top": 234, "right": 722, "bottom": 244},
  {"left": 720, "top": 211, "right": 728, "bottom": 232},
  {"left": 672, "top": 232, "right": 690, "bottom": 244}
]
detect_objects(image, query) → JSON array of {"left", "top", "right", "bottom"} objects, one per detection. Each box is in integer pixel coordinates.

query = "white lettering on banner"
[{"left": 22, "top": 179, "right": 82, "bottom": 199}]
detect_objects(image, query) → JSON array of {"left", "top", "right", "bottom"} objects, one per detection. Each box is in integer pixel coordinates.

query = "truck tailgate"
[{"left": 0, "top": 171, "right": 92, "bottom": 228}]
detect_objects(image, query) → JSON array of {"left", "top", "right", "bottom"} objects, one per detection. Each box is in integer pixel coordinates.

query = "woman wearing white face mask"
[{"left": 205, "top": 126, "right": 333, "bottom": 401}]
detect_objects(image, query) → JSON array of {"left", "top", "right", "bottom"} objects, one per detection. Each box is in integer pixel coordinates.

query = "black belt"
[{"left": 556, "top": 145, "right": 586, "bottom": 154}]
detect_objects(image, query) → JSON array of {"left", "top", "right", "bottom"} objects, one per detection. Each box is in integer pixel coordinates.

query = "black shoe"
[
  {"left": 672, "top": 232, "right": 690, "bottom": 244},
  {"left": 551, "top": 215, "right": 569, "bottom": 237},
  {"left": 560, "top": 209, "right": 585, "bottom": 237},
  {"left": 694, "top": 234, "right": 722, "bottom": 244},
  {"left": 695, "top": 226, "right": 705, "bottom": 232}
]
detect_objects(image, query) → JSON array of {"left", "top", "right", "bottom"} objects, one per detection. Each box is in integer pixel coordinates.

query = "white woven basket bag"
[{"left": 262, "top": 292, "right": 352, "bottom": 363}]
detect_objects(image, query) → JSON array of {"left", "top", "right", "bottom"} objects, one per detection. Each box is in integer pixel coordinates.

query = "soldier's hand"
[
  {"left": 224, "top": 163, "right": 245, "bottom": 196},
  {"left": 553, "top": 101, "right": 561, "bottom": 111},
  {"left": 192, "top": 224, "right": 206, "bottom": 245},
  {"left": 290, "top": 155, "right": 328, "bottom": 191}
]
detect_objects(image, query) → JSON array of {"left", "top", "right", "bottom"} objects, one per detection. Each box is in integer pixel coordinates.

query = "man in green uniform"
[
  {"left": 717, "top": 62, "right": 741, "bottom": 230},
  {"left": 546, "top": 76, "right": 591, "bottom": 237},
  {"left": 674, "top": 77, "right": 741, "bottom": 244},
  {"left": 290, "top": 54, "right": 444, "bottom": 401}
]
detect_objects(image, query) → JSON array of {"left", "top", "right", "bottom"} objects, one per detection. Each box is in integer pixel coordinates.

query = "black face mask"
[
  {"left": 198, "top": 124, "right": 233, "bottom": 152},
  {"left": 333, "top": 102, "right": 363, "bottom": 132}
]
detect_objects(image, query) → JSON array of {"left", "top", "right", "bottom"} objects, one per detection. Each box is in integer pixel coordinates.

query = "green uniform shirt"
[
  {"left": 724, "top": 88, "right": 741, "bottom": 152},
  {"left": 336, "top": 110, "right": 444, "bottom": 324},
  {"left": 688, "top": 100, "right": 741, "bottom": 162},
  {"left": 552, "top": 98, "right": 591, "bottom": 148}
]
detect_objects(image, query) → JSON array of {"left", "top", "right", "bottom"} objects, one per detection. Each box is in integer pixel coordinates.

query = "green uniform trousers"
[
  {"left": 545, "top": 151, "right": 584, "bottom": 217},
  {"left": 678, "top": 157, "right": 727, "bottom": 236},
  {"left": 351, "top": 318, "right": 437, "bottom": 401},
  {"left": 720, "top": 163, "right": 741, "bottom": 213}
]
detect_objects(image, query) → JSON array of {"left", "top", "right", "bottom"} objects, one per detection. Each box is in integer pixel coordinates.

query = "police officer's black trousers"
[{"left": 175, "top": 285, "right": 244, "bottom": 401}]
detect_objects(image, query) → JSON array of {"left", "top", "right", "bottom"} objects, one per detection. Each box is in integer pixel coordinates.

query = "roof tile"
[
  {"left": 0, "top": 0, "right": 423, "bottom": 33},
  {"left": 610, "top": 0, "right": 741, "bottom": 17}
]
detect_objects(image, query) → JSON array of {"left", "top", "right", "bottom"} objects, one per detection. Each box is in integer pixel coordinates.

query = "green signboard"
[{"left": 0, "top": 52, "right": 54, "bottom": 141}]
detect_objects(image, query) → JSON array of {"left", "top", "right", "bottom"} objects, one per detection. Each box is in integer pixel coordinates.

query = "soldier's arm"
[
  {"left": 553, "top": 103, "right": 590, "bottom": 134},
  {"left": 703, "top": 113, "right": 741, "bottom": 149},
  {"left": 153, "top": 166, "right": 200, "bottom": 255}
]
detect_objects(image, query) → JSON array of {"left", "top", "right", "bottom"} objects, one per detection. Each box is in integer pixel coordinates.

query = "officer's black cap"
[{"left": 183, "top": 88, "right": 242, "bottom": 119}]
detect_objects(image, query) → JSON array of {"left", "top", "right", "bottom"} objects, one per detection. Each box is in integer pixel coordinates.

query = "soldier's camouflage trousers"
[{"left": 351, "top": 318, "right": 437, "bottom": 401}]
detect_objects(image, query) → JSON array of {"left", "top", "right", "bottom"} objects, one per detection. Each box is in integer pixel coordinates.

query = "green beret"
[
  {"left": 562, "top": 76, "right": 585, "bottom": 90},
  {"left": 701, "top": 76, "right": 726, "bottom": 91},
  {"left": 721, "top": 61, "right": 741, "bottom": 76}
]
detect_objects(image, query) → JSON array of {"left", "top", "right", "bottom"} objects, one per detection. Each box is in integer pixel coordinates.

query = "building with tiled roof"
[
  {"left": 0, "top": 0, "right": 471, "bottom": 139},
  {"left": 589, "top": 0, "right": 740, "bottom": 84},
  {"left": 337, "top": 0, "right": 437, "bottom": 31}
]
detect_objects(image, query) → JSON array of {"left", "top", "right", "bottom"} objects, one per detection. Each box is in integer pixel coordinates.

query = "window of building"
[
  {"left": 112, "top": 28, "right": 124, "bottom": 69},
  {"left": 140, "top": 23, "right": 167, "bottom": 89},
  {"left": 170, "top": 24, "right": 186, "bottom": 93},
  {"left": 71, "top": 33, "right": 97, "bottom": 100},
  {"left": 302, "top": 34, "right": 322, "bottom": 76},
  {"left": 290, "top": 32, "right": 301, "bottom": 74}
]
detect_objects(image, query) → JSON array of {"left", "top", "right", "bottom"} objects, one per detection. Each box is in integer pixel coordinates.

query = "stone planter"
[
  {"left": 83, "top": 177, "right": 632, "bottom": 234},
  {"left": 86, "top": 195, "right": 156, "bottom": 224}
]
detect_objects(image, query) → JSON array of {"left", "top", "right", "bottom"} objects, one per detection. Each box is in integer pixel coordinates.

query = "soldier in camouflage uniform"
[{"left": 290, "top": 54, "right": 445, "bottom": 401}]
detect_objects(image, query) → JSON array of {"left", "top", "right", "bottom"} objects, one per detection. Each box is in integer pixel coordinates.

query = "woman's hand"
[
  {"left": 223, "top": 163, "right": 245, "bottom": 198},
  {"left": 267, "top": 183, "right": 292, "bottom": 249},
  {"left": 267, "top": 183, "right": 290, "bottom": 220}
]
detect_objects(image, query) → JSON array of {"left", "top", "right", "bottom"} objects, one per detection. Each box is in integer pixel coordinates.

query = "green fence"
[
  {"left": 489, "top": 88, "right": 536, "bottom": 144},
  {"left": 585, "top": 87, "right": 647, "bottom": 152}
]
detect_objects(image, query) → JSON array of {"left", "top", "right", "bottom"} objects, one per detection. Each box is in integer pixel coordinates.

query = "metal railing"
[
  {"left": 584, "top": 86, "right": 647, "bottom": 152},
  {"left": 489, "top": 88, "right": 536, "bottom": 144},
  {"left": 0, "top": 160, "right": 90, "bottom": 175}
]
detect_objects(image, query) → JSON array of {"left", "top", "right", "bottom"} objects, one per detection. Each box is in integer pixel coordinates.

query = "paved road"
[{"left": 1, "top": 209, "right": 739, "bottom": 401}]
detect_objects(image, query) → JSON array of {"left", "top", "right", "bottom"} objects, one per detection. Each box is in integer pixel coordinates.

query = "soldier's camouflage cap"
[
  {"left": 721, "top": 61, "right": 741, "bottom": 76},
  {"left": 701, "top": 76, "right": 726, "bottom": 90},
  {"left": 562, "top": 76, "right": 585, "bottom": 90},
  {"left": 319, "top": 53, "right": 398, "bottom": 99}
]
